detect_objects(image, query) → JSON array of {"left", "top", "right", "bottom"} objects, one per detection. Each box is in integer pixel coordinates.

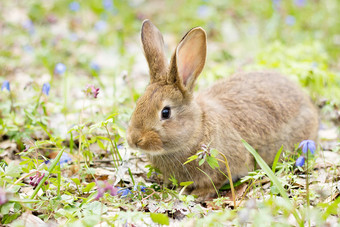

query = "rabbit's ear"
[
  {"left": 141, "top": 20, "right": 168, "bottom": 83},
  {"left": 169, "top": 27, "right": 207, "bottom": 92}
]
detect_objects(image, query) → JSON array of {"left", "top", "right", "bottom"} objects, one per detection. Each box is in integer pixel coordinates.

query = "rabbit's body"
[{"left": 127, "top": 20, "right": 318, "bottom": 198}]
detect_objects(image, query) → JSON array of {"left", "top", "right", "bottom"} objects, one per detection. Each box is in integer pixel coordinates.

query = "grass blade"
[
  {"left": 30, "top": 148, "right": 65, "bottom": 199},
  {"left": 242, "top": 140, "right": 303, "bottom": 226},
  {"left": 272, "top": 146, "right": 283, "bottom": 172}
]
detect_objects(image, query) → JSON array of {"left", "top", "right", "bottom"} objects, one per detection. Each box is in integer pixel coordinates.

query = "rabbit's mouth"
[{"left": 127, "top": 129, "right": 164, "bottom": 153}]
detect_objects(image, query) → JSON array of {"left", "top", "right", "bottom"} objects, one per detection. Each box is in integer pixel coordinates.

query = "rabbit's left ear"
[
  {"left": 169, "top": 27, "right": 207, "bottom": 92},
  {"left": 141, "top": 20, "right": 168, "bottom": 83}
]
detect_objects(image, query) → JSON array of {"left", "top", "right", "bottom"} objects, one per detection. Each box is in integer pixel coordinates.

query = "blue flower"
[
  {"left": 197, "top": 5, "right": 211, "bottom": 18},
  {"left": 90, "top": 62, "right": 100, "bottom": 71},
  {"left": 133, "top": 185, "right": 146, "bottom": 192},
  {"left": 295, "top": 156, "right": 305, "bottom": 167},
  {"left": 299, "top": 140, "right": 316, "bottom": 155},
  {"left": 94, "top": 20, "right": 107, "bottom": 32},
  {"left": 1, "top": 80, "right": 10, "bottom": 91},
  {"left": 58, "top": 152, "right": 72, "bottom": 165},
  {"left": 117, "top": 144, "right": 125, "bottom": 151},
  {"left": 54, "top": 63, "right": 66, "bottom": 75},
  {"left": 42, "top": 83, "right": 50, "bottom": 96},
  {"left": 23, "top": 45, "right": 34, "bottom": 53},
  {"left": 285, "top": 15, "right": 296, "bottom": 26},
  {"left": 272, "top": 0, "right": 281, "bottom": 10},
  {"left": 69, "top": 33, "right": 78, "bottom": 42},
  {"left": 103, "top": 0, "right": 113, "bottom": 10},
  {"left": 22, "top": 20, "right": 35, "bottom": 34},
  {"left": 45, "top": 152, "right": 72, "bottom": 166},
  {"left": 294, "top": 0, "right": 306, "bottom": 7},
  {"left": 69, "top": 2, "right": 80, "bottom": 11},
  {"left": 118, "top": 188, "right": 132, "bottom": 197}
]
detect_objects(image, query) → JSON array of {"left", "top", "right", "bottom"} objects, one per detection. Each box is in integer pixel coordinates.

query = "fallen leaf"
[
  {"left": 16, "top": 211, "right": 47, "bottom": 227},
  {"left": 315, "top": 151, "right": 340, "bottom": 169}
]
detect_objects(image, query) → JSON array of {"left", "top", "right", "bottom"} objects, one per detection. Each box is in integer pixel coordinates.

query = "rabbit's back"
[{"left": 197, "top": 72, "right": 318, "bottom": 163}]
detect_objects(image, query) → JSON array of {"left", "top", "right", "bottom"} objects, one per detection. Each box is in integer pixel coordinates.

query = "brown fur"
[{"left": 127, "top": 20, "right": 319, "bottom": 199}]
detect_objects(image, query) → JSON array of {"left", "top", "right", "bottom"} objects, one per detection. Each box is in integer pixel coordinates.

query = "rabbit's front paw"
[{"left": 190, "top": 188, "right": 217, "bottom": 202}]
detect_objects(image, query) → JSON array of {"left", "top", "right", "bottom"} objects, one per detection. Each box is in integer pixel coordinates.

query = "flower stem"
[
  {"left": 306, "top": 150, "right": 310, "bottom": 226},
  {"left": 34, "top": 90, "right": 43, "bottom": 110},
  {"left": 104, "top": 124, "right": 120, "bottom": 170},
  {"left": 9, "top": 91, "right": 14, "bottom": 113},
  {"left": 306, "top": 151, "right": 310, "bottom": 207},
  {"left": 218, "top": 152, "right": 236, "bottom": 208}
]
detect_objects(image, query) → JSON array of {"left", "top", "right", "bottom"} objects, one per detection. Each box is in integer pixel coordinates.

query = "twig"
[
  {"left": 141, "top": 188, "right": 157, "bottom": 202},
  {"left": 8, "top": 170, "right": 40, "bottom": 190}
]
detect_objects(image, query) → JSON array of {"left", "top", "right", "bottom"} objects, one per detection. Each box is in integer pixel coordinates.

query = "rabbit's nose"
[{"left": 127, "top": 129, "right": 142, "bottom": 149}]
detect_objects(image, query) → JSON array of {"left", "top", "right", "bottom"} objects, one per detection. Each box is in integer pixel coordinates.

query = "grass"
[{"left": 0, "top": 0, "right": 339, "bottom": 226}]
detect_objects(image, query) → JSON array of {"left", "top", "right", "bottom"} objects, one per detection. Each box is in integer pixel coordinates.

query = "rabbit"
[{"left": 126, "top": 20, "right": 319, "bottom": 199}]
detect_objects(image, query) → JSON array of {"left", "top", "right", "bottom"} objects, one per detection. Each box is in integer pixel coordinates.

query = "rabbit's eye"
[{"left": 161, "top": 106, "right": 171, "bottom": 120}]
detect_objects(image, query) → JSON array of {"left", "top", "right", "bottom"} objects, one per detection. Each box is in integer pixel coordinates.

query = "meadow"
[{"left": 0, "top": 0, "right": 339, "bottom": 226}]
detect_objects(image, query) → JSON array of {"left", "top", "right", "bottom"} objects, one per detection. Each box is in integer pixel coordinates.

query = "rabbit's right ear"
[
  {"left": 168, "top": 27, "right": 207, "bottom": 93},
  {"left": 141, "top": 20, "right": 167, "bottom": 83}
]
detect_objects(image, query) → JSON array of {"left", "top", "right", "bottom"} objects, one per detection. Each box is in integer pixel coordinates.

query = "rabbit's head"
[{"left": 127, "top": 20, "right": 207, "bottom": 155}]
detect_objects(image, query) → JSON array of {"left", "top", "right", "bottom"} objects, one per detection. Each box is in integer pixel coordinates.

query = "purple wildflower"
[
  {"left": 295, "top": 156, "right": 305, "bottom": 167},
  {"left": 95, "top": 181, "right": 118, "bottom": 200},
  {"left": 42, "top": 83, "right": 50, "bottom": 96},
  {"left": 54, "top": 63, "right": 66, "bottom": 75},
  {"left": 197, "top": 144, "right": 213, "bottom": 159},
  {"left": 84, "top": 84, "right": 100, "bottom": 99},
  {"left": 22, "top": 138, "right": 34, "bottom": 152},
  {"left": 29, "top": 172, "right": 48, "bottom": 187},
  {"left": 1, "top": 80, "right": 10, "bottom": 91},
  {"left": 299, "top": 140, "right": 316, "bottom": 155},
  {"left": 69, "top": 2, "right": 80, "bottom": 11},
  {"left": 0, "top": 188, "right": 8, "bottom": 205},
  {"left": 23, "top": 144, "right": 30, "bottom": 152}
]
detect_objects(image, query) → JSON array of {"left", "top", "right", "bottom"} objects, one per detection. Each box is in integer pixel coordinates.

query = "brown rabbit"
[{"left": 127, "top": 20, "right": 318, "bottom": 198}]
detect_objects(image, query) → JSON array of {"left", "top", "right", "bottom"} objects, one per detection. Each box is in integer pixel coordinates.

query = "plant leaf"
[
  {"left": 206, "top": 156, "right": 219, "bottom": 169},
  {"left": 150, "top": 213, "right": 169, "bottom": 225},
  {"left": 183, "top": 155, "right": 198, "bottom": 165},
  {"left": 180, "top": 181, "right": 194, "bottom": 187}
]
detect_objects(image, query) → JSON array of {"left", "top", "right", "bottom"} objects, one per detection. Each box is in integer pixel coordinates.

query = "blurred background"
[
  {"left": 0, "top": 0, "right": 339, "bottom": 139},
  {"left": 1, "top": 2, "right": 340, "bottom": 225}
]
